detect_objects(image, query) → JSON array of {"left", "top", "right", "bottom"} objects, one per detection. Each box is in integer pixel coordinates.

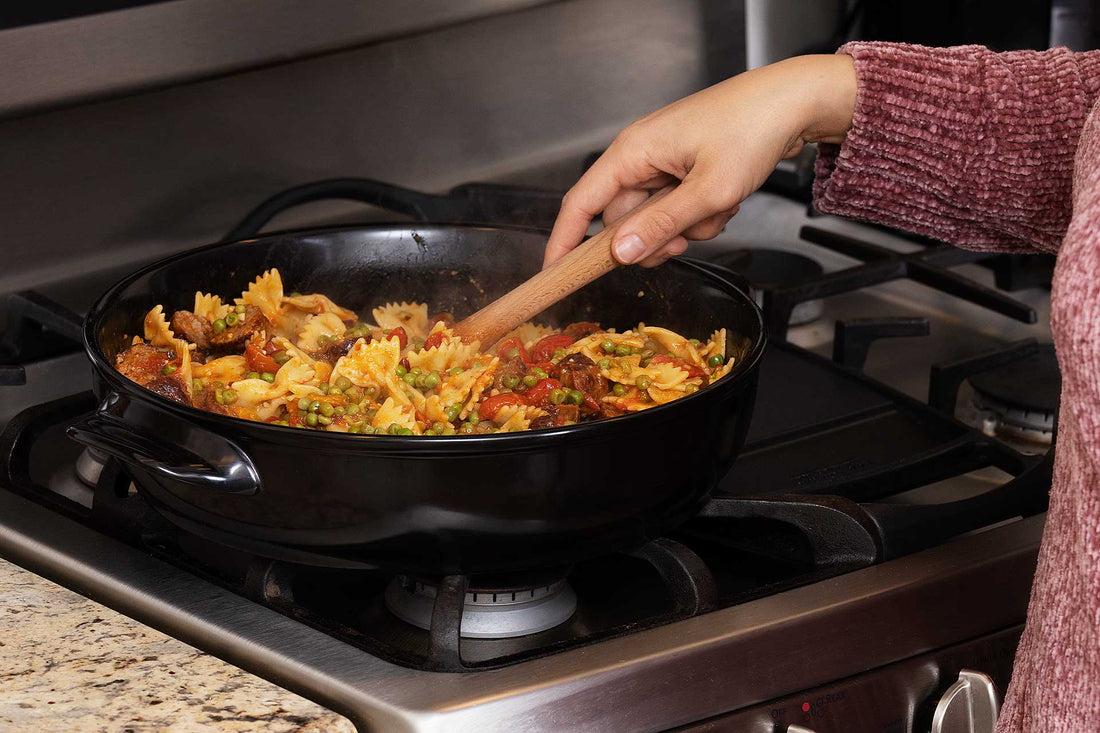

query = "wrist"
[{"left": 789, "top": 54, "right": 857, "bottom": 146}]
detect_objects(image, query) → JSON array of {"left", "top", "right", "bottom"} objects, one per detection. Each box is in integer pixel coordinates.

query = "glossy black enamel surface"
[{"left": 72, "top": 225, "right": 764, "bottom": 574}]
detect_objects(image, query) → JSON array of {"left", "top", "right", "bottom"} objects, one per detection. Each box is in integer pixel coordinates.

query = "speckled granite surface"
[{"left": 0, "top": 559, "right": 356, "bottom": 732}]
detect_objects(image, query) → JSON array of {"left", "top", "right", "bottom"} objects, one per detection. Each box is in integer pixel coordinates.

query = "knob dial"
[{"left": 931, "top": 670, "right": 999, "bottom": 733}]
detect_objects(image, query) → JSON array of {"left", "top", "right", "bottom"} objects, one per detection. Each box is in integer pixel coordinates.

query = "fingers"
[
  {"left": 682, "top": 205, "right": 739, "bottom": 241},
  {"left": 602, "top": 189, "right": 651, "bottom": 227},
  {"left": 611, "top": 175, "right": 733, "bottom": 265},
  {"left": 637, "top": 235, "right": 689, "bottom": 268},
  {"left": 544, "top": 155, "right": 627, "bottom": 268}
]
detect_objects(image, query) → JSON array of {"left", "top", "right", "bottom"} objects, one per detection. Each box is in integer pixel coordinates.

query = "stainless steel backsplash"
[{"left": 0, "top": 0, "right": 743, "bottom": 314}]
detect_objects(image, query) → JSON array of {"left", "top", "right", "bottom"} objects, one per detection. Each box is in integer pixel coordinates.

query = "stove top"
[{"left": 0, "top": 179, "right": 1058, "bottom": 731}]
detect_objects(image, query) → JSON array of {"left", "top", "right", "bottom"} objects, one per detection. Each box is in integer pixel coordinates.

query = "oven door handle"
[{"left": 67, "top": 402, "right": 261, "bottom": 496}]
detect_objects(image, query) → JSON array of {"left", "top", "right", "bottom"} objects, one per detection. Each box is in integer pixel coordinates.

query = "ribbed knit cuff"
[{"left": 813, "top": 42, "right": 1100, "bottom": 253}]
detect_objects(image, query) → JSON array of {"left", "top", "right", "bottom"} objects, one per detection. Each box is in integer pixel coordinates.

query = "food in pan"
[{"left": 114, "top": 269, "right": 736, "bottom": 435}]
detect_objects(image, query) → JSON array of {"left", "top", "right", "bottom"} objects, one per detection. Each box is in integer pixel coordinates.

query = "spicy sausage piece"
[
  {"left": 209, "top": 305, "right": 273, "bottom": 350},
  {"left": 170, "top": 310, "right": 214, "bottom": 350},
  {"left": 144, "top": 376, "right": 191, "bottom": 405},
  {"left": 552, "top": 353, "right": 609, "bottom": 404},
  {"left": 563, "top": 321, "right": 601, "bottom": 340},
  {"left": 115, "top": 343, "right": 170, "bottom": 385}
]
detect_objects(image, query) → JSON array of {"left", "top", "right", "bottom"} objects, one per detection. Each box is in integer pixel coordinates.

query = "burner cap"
[
  {"left": 969, "top": 345, "right": 1060, "bottom": 414},
  {"left": 968, "top": 345, "right": 1060, "bottom": 446},
  {"left": 710, "top": 248, "right": 825, "bottom": 326},
  {"left": 385, "top": 575, "right": 577, "bottom": 639}
]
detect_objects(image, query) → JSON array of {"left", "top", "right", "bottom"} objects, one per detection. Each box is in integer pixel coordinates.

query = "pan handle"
[
  {"left": 222, "top": 178, "right": 564, "bottom": 242},
  {"left": 67, "top": 395, "right": 261, "bottom": 496}
]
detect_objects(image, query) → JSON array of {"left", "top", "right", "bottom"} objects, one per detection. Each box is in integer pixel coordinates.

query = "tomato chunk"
[
  {"left": 650, "top": 354, "right": 705, "bottom": 378},
  {"left": 496, "top": 337, "right": 531, "bottom": 365},
  {"left": 524, "top": 377, "right": 563, "bottom": 408},
  {"left": 478, "top": 393, "right": 525, "bottom": 420},
  {"left": 424, "top": 331, "right": 446, "bottom": 350},
  {"left": 529, "top": 334, "right": 574, "bottom": 363},
  {"left": 245, "top": 341, "right": 282, "bottom": 374},
  {"left": 386, "top": 327, "right": 409, "bottom": 350}
]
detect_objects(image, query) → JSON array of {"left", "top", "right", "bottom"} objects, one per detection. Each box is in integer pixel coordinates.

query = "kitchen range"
[{"left": 0, "top": 169, "right": 1055, "bottom": 732}]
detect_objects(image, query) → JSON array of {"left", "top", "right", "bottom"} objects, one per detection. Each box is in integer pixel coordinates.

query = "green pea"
[
  {"left": 309, "top": 400, "right": 321, "bottom": 413},
  {"left": 316, "top": 415, "right": 332, "bottom": 426},
  {"left": 615, "top": 345, "right": 633, "bottom": 357},
  {"left": 272, "top": 350, "right": 289, "bottom": 365},
  {"left": 549, "top": 388, "right": 566, "bottom": 405},
  {"left": 507, "top": 348, "right": 520, "bottom": 360},
  {"left": 346, "top": 403, "right": 360, "bottom": 416},
  {"left": 397, "top": 427, "right": 414, "bottom": 436},
  {"left": 246, "top": 371, "right": 260, "bottom": 380},
  {"left": 298, "top": 397, "right": 312, "bottom": 411},
  {"left": 425, "top": 372, "right": 441, "bottom": 389},
  {"left": 235, "top": 304, "right": 246, "bottom": 315},
  {"left": 600, "top": 340, "right": 615, "bottom": 354},
  {"left": 261, "top": 372, "right": 276, "bottom": 383},
  {"left": 522, "top": 375, "right": 538, "bottom": 387},
  {"left": 319, "top": 382, "right": 331, "bottom": 394},
  {"left": 319, "top": 402, "right": 335, "bottom": 417},
  {"left": 414, "top": 373, "right": 429, "bottom": 389},
  {"left": 334, "top": 406, "right": 346, "bottom": 416},
  {"left": 336, "top": 376, "right": 352, "bottom": 391},
  {"left": 707, "top": 354, "right": 724, "bottom": 368},
  {"left": 192, "top": 378, "right": 203, "bottom": 392},
  {"left": 346, "top": 386, "right": 363, "bottom": 402},
  {"left": 442, "top": 424, "right": 456, "bottom": 435},
  {"left": 161, "top": 363, "right": 178, "bottom": 376},
  {"left": 346, "top": 425, "right": 359, "bottom": 434},
  {"left": 460, "top": 423, "right": 476, "bottom": 434},
  {"left": 396, "top": 365, "right": 408, "bottom": 377},
  {"left": 432, "top": 421, "right": 449, "bottom": 434},
  {"left": 362, "top": 385, "right": 377, "bottom": 398},
  {"left": 212, "top": 318, "right": 227, "bottom": 333},
  {"left": 220, "top": 389, "right": 237, "bottom": 404},
  {"left": 552, "top": 349, "right": 566, "bottom": 361},
  {"left": 305, "top": 412, "right": 319, "bottom": 427},
  {"left": 689, "top": 339, "right": 701, "bottom": 347},
  {"left": 448, "top": 366, "right": 463, "bottom": 376},
  {"left": 412, "top": 367, "right": 423, "bottom": 376},
  {"left": 215, "top": 390, "right": 226, "bottom": 405},
  {"left": 445, "top": 404, "right": 462, "bottom": 422},
  {"left": 567, "top": 389, "right": 584, "bottom": 405},
  {"left": 612, "top": 383, "right": 626, "bottom": 396},
  {"left": 328, "top": 386, "right": 342, "bottom": 395},
  {"left": 224, "top": 312, "right": 239, "bottom": 327},
  {"left": 597, "top": 358, "right": 611, "bottom": 369},
  {"left": 388, "top": 422, "right": 402, "bottom": 435},
  {"left": 466, "top": 411, "right": 480, "bottom": 426},
  {"left": 403, "top": 373, "right": 417, "bottom": 386},
  {"left": 636, "top": 375, "right": 653, "bottom": 390},
  {"left": 533, "top": 368, "right": 548, "bottom": 380},
  {"left": 502, "top": 374, "right": 520, "bottom": 389}
]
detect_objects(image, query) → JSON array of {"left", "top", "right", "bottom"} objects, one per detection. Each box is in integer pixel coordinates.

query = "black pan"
[{"left": 68, "top": 211, "right": 764, "bottom": 575}]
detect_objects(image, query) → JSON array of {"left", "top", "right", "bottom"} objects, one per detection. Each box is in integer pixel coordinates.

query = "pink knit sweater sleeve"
[{"left": 813, "top": 43, "right": 1100, "bottom": 253}]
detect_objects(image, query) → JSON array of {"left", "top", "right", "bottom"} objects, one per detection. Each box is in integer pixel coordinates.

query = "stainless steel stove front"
[{"left": 0, "top": 488, "right": 1042, "bottom": 732}]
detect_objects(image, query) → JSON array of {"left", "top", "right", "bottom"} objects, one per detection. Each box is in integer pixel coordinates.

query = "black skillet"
[{"left": 67, "top": 180, "right": 765, "bottom": 575}]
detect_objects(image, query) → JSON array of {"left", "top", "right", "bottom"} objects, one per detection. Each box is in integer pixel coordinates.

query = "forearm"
[{"left": 813, "top": 43, "right": 1100, "bottom": 254}]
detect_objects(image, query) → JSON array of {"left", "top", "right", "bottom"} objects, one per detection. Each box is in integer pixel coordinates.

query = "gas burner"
[
  {"left": 385, "top": 574, "right": 577, "bottom": 639},
  {"left": 967, "top": 344, "right": 1060, "bottom": 449},
  {"left": 710, "top": 248, "right": 825, "bottom": 325}
]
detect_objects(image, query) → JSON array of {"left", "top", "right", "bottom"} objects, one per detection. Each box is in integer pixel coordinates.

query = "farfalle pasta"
[{"left": 113, "top": 268, "right": 738, "bottom": 435}]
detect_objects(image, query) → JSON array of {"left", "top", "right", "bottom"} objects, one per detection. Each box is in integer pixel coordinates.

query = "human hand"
[{"left": 544, "top": 54, "right": 856, "bottom": 268}]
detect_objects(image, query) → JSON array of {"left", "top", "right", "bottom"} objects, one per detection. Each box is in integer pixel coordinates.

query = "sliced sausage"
[
  {"left": 553, "top": 353, "right": 608, "bottom": 403},
  {"left": 209, "top": 305, "right": 273, "bottom": 350},
  {"left": 115, "top": 343, "right": 170, "bottom": 385},
  {"left": 170, "top": 310, "right": 213, "bottom": 349}
]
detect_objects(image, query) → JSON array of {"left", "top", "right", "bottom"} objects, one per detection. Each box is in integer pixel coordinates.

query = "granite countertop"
[{"left": 0, "top": 559, "right": 356, "bottom": 732}]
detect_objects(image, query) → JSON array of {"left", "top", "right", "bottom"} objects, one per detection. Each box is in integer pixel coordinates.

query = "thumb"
[{"left": 610, "top": 179, "right": 725, "bottom": 265}]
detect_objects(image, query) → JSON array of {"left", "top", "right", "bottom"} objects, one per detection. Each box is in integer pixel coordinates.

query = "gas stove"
[{"left": 0, "top": 179, "right": 1055, "bottom": 732}]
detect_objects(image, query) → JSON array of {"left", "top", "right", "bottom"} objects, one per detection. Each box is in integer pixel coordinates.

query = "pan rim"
[{"left": 83, "top": 223, "right": 765, "bottom": 447}]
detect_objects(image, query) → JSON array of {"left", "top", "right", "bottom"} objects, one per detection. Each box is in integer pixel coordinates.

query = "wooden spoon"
[{"left": 452, "top": 186, "right": 674, "bottom": 347}]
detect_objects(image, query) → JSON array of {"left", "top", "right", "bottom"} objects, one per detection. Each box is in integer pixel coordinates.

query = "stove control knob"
[
  {"left": 931, "top": 670, "right": 999, "bottom": 733},
  {"left": 786, "top": 726, "right": 818, "bottom": 733}
]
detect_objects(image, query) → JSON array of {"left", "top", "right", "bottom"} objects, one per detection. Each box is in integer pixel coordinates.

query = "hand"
[{"left": 543, "top": 54, "right": 857, "bottom": 268}]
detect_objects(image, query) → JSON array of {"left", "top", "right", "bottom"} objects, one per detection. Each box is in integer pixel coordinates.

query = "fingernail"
[{"left": 614, "top": 234, "right": 645, "bottom": 264}]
